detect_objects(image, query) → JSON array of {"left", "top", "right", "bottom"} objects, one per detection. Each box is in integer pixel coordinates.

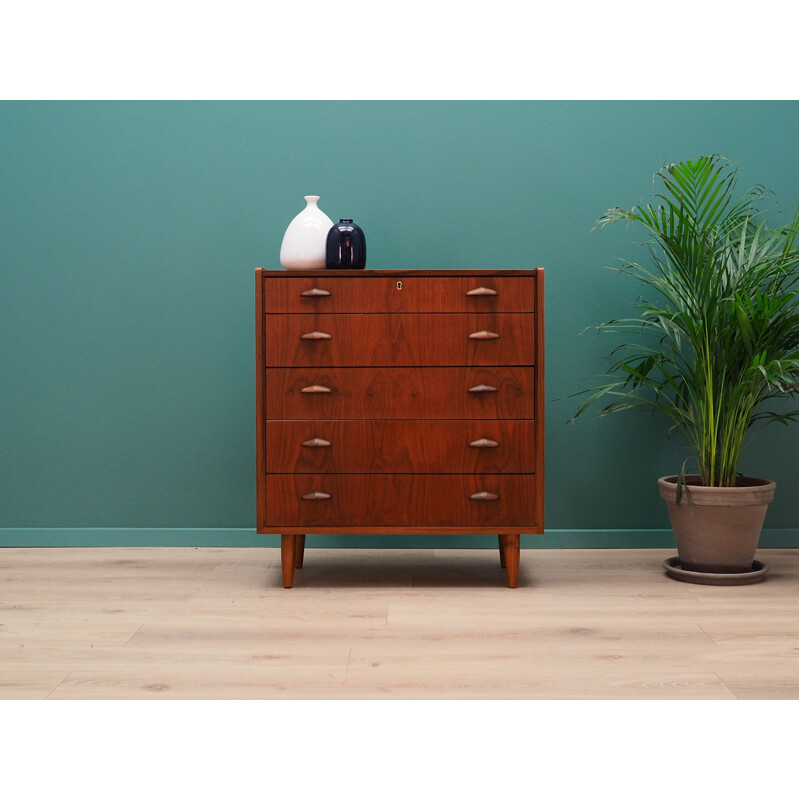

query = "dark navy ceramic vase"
[{"left": 325, "top": 219, "right": 367, "bottom": 269}]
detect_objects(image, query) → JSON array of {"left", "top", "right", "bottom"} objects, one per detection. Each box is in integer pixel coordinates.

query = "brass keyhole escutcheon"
[{"left": 397, "top": 281, "right": 403, "bottom": 290}]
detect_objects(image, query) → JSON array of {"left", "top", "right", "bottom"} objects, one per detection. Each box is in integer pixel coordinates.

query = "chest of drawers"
[{"left": 255, "top": 269, "right": 544, "bottom": 588}]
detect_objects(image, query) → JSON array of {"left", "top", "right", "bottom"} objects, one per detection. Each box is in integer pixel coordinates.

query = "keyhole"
[{"left": 397, "top": 281, "right": 403, "bottom": 290}]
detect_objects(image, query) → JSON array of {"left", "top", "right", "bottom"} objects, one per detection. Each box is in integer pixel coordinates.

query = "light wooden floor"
[{"left": 0, "top": 546, "right": 796, "bottom": 700}]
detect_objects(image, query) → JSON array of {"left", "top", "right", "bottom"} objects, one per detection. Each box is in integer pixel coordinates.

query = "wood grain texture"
[
  {"left": 281, "top": 534, "right": 296, "bottom": 588},
  {"left": 255, "top": 269, "right": 266, "bottom": 533},
  {"left": 255, "top": 526, "right": 540, "bottom": 535},
  {"left": 263, "top": 273, "right": 537, "bottom": 314},
  {"left": 0, "top": 547, "right": 794, "bottom": 699},
  {"left": 264, "top": 312, "right": 535, "bottom": 367},
  {"left": 265, "top": 419, "right": 536, "bottom": 474},
  {"left": 262, "top": 269, "right": 539, "bottom": 277},
  {"left": 264, "top": 474, "right": 536, "bottom": 527},
  {"left": 534, "top": 268, "right": 545, "bottom": 534},
  {"left": 501, "top": 533, "right": 521, "bottom": 588},
  {"left": 265, "top": 314, "right": 535, "bottom": 367},
  {"left": 258, "top": 269, "right": 544, "bottom": 587},
  {"left": 265, "top": 366, "right": 535, "bottom": 420},
  {"left": 295, "top": 534, "right": 306, "bottom": 569}
]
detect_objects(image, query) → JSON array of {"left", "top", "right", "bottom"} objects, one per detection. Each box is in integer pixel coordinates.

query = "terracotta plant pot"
[{"left": 658, "top": 475, "right": 776, "bottom": 574}]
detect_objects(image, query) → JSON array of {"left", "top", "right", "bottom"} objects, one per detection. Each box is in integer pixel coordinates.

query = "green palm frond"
[{"left": 572, "top": 155, "right": 799, "bottom": 487}]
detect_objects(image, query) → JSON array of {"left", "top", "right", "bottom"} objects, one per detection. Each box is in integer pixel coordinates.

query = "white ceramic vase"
[{"left": 279, "top": 195, "right": 334, "bottom": 270}]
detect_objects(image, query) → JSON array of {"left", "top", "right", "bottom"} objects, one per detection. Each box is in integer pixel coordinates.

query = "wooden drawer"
[
  {"left": 264, "top": 313, "right": 535, "bottom": 367},
  {"left": 264, "top": 474, "right": 536, "bottom": 527},
  {"left": 265, "top": 367, "right": 535, "bottom": 420},
  {"left": 265, "top": 420, "right": 536, "bottom": 473},
  {"left": 263, "top": 273, "right": 535, "bottom": 314}
]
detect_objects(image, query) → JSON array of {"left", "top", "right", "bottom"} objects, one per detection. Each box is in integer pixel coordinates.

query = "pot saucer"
[{"left": 663, "top": 556, "right": 768, "bottom": 586}]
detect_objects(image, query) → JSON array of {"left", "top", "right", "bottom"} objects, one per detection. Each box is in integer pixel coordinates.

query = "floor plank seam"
[
  {"left": 123, "top": 624, "right": 144, "bottom": 646},
  {"left": 44, "top": 671, "right": 72, "bottom": 700},
  {"left": 188, "top": 585, "right": 205, "bottom": 602},
  {"left": 713, "top": 671, "right": 738, "bottom": 699},
  {"left": 696, "top": 624, "right": 717, "bottom": 644}
]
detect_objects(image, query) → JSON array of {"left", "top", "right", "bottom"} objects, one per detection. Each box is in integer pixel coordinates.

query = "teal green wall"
[{"left": 1, "top": 101, "right": 797, "bottom": 548}]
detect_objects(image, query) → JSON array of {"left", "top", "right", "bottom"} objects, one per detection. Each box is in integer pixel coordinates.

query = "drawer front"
[
  {"left": 265, "top": 367, "right": 534, "bottom": 420},
  {"left": 265, "top": 313, "right": 535, "bottom": 367},
  {"left": 263, "top": 275, "right": 535, "bottom": 314},
  {"left": 264, "top": 474, "right": 536, "bottom": 527},
  {"left": 265, "top": 420, "right": 536, "bottom": 473}
]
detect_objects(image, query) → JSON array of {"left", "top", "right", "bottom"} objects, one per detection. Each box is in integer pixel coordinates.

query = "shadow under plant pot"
[{"left": 658, "top": 475, "right": 776, "bottom": 585}]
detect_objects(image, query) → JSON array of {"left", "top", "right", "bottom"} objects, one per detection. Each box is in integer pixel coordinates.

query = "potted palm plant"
[{"left": 572, "top": 155, "right": 798, "bottom": 584}]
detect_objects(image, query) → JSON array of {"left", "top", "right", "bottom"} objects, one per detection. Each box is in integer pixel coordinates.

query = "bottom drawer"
[{"left": 264, "top": 474, "right": 536, "bottom": 527}]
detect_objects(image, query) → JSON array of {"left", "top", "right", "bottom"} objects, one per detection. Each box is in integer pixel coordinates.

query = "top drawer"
[{"left": 263, "top": 273, "right": 536, "bottom": 314}]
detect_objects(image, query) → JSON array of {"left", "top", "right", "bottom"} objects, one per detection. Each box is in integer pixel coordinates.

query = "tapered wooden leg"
[
  {"left": 503, "top": 534, "right": 520, "bottom": 588},
  {"left": 281, "top": 534, "right": 296, "bottom": 588},
  {"left": 498, "top": 534, "right": 506, "bottom": 568},
  {"left": 295, "top": 534, "right": 306, "bottom": 569}
]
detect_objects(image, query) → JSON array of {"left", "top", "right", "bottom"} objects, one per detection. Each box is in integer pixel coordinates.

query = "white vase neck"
[{"left": 304, "top": 195, "right": 320, "bottom": 207}]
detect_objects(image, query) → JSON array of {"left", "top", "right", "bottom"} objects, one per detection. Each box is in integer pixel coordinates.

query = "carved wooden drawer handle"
[
  {"left": 300, "top": 288, "right": 331, "bottom": 297},
  {"left": 300, "top": 331, "right": 332, "bottom": 340},
  {"left": 301, "top": 491, "right": 331, "bottom": 501},
  {"left": 300, "top": 384, "right": 332, "bottom": 393},
  {"left": 468, "top": 384, "right": 498, "bottom": 393},
  {"left": 466, "top": 287, "right": 498, "bottom": 296},
  {"left": 470, "top": 491, "right": 499, "bottom": 501},
  {"left": 301, "top": 437, "right": 332, "bottom": 448},
  {"left": 468, "top": 330, "right": 500, "bottom": 340},
  {"left": 469, "top": 438, "right": 499, "bottom": 448}
]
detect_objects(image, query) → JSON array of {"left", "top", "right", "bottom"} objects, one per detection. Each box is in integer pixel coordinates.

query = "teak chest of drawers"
[{"left": 255, "top": 269, "right": 544, "bottom": 588}]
